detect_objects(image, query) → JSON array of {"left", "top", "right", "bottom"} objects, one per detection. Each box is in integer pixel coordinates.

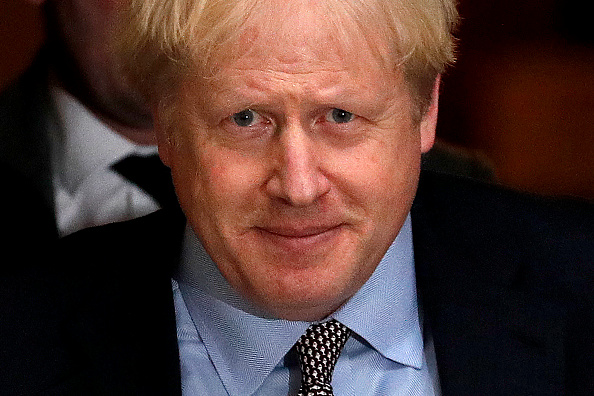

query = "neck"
[
  {"left": 50, "top": 78, "right": 156, "bottom": 146},
  {"left": 48, "top": 42, "right": 156, "bottom": 146}
]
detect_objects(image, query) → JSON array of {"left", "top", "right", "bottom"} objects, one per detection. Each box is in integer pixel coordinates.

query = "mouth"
[{"left": 254, "top": 224, "right": 344, "bottom": 250}]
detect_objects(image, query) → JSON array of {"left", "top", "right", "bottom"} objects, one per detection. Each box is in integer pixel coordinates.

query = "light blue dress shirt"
[{"left": 173, "top": 215, "right": 440, "bottom": 395}]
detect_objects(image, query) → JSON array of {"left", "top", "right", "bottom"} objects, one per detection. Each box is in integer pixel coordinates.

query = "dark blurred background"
[{"left": 2, "top": 0, "right": 593, "bottom": 200}]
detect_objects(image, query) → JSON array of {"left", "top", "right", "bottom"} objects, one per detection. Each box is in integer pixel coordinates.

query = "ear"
[
  {"left": 420, "top": 75, "right": 441, "bottom": 154},
  {"left": 152, "top": 106, "right": 173, "bottom": 167}
]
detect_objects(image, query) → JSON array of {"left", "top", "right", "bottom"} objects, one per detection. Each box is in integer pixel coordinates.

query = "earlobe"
[{"left": 420, "top": 75, "right": 441, "bottom": 154}]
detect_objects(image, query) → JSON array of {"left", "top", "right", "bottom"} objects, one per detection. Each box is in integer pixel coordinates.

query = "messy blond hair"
[{"left": 117, "top": 0, "right": 458, "bottom": 120}]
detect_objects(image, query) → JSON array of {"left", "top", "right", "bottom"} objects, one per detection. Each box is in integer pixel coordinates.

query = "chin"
[{"left": 247, "top": 258, "right": 364, "bottom": 321}]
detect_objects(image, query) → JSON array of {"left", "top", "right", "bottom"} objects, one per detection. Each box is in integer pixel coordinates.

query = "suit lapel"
[{"left": 412, "top": 172, "right": 567, "bottom": 395}]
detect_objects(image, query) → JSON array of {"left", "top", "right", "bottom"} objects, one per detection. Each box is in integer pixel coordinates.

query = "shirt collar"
[
  {"left": 177, "top": 233, "right": 310, "bottom": 395},
  {"left": 50, "top": 87, "right": 156, "bottom": 194},
  {"left": 177, "top": 214, "right": 422, "bottom": 395},
  {"left": 333, "top": 215, "right": 424, "bottom": 368}
]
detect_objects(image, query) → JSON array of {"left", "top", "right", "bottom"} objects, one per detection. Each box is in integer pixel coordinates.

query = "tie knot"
[{"left": 295, "top": 319, "right": 351, "bottom": 396}]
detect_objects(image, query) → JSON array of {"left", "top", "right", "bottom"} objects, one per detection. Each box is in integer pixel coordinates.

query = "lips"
[
  {"left": 254, "top": 223, "right": 344, "bottom": 250},
  {"left": 259, "top": 224, "right": 341, "bottom": 238}
]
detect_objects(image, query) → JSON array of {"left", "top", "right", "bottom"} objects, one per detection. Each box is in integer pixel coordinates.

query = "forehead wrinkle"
[
  {"left": 220, "top": 65, "right": 355, "bottom": 108},
  {"left": 221, "top": 42, "right": 372, "bottom": 98}
]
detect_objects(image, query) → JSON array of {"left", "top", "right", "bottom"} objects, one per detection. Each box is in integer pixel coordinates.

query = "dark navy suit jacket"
[{"left": 0, "top": 51, "right": 59, "bottom": 262}]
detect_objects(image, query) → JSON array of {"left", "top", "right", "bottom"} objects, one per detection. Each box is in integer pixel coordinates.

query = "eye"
[
  {"left": 231, "top": 109, "right": 262, "bottom": 127},
  {"left": 326, "top": 108, "right": 355, "bottom": 124}
]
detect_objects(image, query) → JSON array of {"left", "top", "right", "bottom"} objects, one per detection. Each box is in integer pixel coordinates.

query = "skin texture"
[
  {"left": 157, "top": 2, "right": 439, "bottom": 321},
  {"left": 27, "top": 0, "right": 154, "bottom": 144}
]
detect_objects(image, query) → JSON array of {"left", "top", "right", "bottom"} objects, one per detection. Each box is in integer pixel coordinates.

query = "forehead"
[{"left": 201, "top": 0, "right": 392, "bottom": 78}]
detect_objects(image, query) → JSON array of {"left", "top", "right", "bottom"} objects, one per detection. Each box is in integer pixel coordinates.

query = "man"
[
  {"left": 2, "top": 0, "right": 593, "bottom": 395},
  {"left": 0, "top": 0, "right": 175, "bottom": 244}
]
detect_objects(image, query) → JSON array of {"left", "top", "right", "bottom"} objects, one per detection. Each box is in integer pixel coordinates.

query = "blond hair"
[{"left": 117, "top": 0, "right": 458, "bottom": 119}]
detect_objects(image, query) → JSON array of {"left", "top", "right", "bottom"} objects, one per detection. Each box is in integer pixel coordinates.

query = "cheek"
[
  {"left": 170, "top": 137, "right": 263, "bottom": 220},
  {"left": 351, "top": 133, "right": 421, "bottom": 250},
  {"left": 378, "top": 134, "right": 422, "bottom": 206},
  {"left": 332, "top": 129, "right": 421, "bottom": 206}
]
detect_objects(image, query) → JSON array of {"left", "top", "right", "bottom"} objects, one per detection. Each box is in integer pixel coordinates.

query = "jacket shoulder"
[
  {"left": 414, "top": 170, "right": 593, "bottom": 249},
  {"left": 412, "top": 170, "right": 594, "bottom": 290},
  {"left": 57, "top": 208, "right": 186, "bottom": 277}
]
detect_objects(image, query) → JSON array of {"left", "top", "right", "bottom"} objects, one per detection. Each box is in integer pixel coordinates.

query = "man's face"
[
  {"left": 44, "top": 0, "right": 152, "bottom": 132},
  {"left": 158, "top": 5, "right": 437, "bottom": 321}
]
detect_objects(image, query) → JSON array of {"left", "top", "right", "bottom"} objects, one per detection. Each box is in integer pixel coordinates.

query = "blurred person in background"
[{"left": 0, "top": 0, "right": 176, "bottom": 251}]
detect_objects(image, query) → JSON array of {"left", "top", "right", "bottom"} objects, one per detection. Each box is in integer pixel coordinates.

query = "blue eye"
[
  {"left": 326, "top": 108, "right": 354, "bottom": 124},
  {"left": 231, "top": 109, "right": 260, "bottom": 127}
]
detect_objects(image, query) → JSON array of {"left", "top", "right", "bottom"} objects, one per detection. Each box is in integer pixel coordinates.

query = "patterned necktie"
[
  {"left": 295, "top": 319, "right": 352, "bottom": 396},
  {"left": 111, "top": 154, "right": 178, "bottom": 208}
]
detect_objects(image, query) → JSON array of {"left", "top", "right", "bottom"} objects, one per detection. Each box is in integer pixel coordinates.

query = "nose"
[{"left": 265, "top": 124, "right": 330, "bottom": 206}]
